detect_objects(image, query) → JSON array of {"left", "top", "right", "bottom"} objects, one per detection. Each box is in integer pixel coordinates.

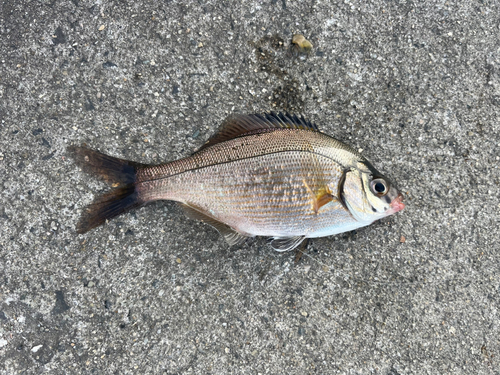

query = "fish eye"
[{"left": 370, "top": 178, "right": 388, "bottom": 195}]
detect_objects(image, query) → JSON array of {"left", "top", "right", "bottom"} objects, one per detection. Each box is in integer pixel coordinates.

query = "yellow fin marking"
[{"left": 302, "top": 179, "right": 334, "bottom": 214}]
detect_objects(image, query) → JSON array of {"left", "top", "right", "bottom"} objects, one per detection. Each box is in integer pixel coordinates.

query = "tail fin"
[{"left": 69, "top": 146, "right": 147, "bottom": 234}]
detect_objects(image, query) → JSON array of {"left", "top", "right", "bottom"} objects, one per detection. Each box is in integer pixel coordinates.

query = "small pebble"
[
  {"left": 98, "top": 25, "right": 105, "bottom": 31},
  {"left": 292, "top": 34, "right": 313, "bottom": 53},
  {"left": 176, "top": 258, "right": 182, "bottom": 264},
  {"left": 31, "top": 344, "right": 43, "bottom": 353},
  {"left": 400, "top": 236, "right": 406, "bottom": 243}
]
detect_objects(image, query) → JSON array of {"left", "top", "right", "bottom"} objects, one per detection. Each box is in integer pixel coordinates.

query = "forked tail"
[{"left": 69, "top": 146, "right": 148, "bottom": 233}]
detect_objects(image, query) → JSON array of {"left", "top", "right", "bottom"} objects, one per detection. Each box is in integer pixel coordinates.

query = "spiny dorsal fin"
[
  {"left": 198, "top": 112, "right": 319, "bottom": 151},
  {"left": 180, "top": 203, "right": 250, "bottom": 246}
]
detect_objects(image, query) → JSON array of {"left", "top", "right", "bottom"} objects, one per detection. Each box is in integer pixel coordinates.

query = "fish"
[{"left": 70, "top": 112, "right": 404, "bottom": 252}]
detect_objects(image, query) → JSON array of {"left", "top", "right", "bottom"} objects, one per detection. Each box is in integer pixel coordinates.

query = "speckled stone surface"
[{"left": 1, "top": 0, "right": 499, "bottom": 374}]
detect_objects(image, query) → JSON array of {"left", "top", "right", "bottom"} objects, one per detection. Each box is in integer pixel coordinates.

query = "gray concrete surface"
[{"left": 1, "top": 0, "right": 499, "bottom": 374}]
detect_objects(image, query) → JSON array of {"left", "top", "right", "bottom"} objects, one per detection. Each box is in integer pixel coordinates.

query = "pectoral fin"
[
  {"left": 302, "top": 179, "right": 334, "bottom": 213},
  {"left": 180, "top": 204, "right": 250, "bottom": 246},
  {"left": 315, "top": 188, "right": 334, "bottom": 212}
]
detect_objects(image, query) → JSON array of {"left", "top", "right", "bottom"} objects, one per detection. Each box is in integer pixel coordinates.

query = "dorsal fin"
[{"left": 197, "top": 112, "right": 319, "bottom": 151}]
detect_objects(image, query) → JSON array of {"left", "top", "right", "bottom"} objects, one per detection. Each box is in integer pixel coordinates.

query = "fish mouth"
[{"left": 387, "top": 193, "right": 405, "bottom": 214}]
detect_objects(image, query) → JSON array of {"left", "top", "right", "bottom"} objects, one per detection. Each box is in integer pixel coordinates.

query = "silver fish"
[{"left": 71, "top": 113, "right": 404, "bottom": 251}]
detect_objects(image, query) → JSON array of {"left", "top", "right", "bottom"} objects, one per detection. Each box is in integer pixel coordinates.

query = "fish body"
[{"left": 71, "top": 113, "right": 404, "bottom": 251}]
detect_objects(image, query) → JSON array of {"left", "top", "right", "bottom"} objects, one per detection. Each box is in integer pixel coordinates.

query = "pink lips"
[{"left": 387, "top": 193, "right": 405, "bottom": 215}]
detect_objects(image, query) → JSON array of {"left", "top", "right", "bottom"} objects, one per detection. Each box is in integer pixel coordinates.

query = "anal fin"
[{"left": 180, "top": 204, "right": 250, "bottom": 246}]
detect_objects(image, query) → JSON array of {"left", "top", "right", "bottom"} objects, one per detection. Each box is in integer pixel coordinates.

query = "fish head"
[{"left": 341, "top": 161, "right": 405, "bottom": 224}]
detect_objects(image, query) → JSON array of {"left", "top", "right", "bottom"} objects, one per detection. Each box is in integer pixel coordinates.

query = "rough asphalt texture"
[{"left": 1, "top": 0, "right": 499, "bottom": 374}]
